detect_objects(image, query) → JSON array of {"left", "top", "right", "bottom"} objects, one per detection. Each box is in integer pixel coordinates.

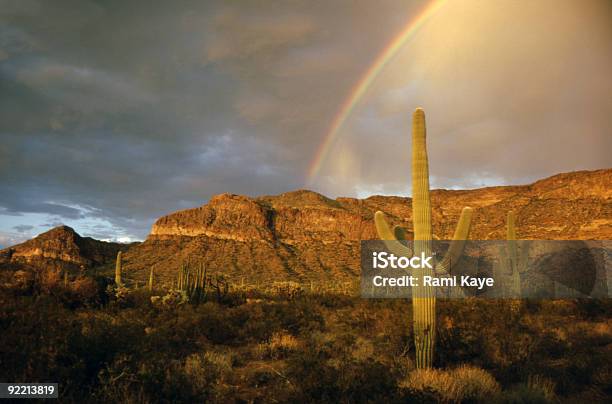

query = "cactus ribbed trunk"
[
  {"left": 411, "top": 108, "right": 435, "bottom": 369},
  {"left": 374, "top": 108, "right": 473, "bottom": 367}
]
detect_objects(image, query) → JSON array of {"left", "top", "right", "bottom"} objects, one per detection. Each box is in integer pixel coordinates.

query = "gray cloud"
[
  {"left": 12, "top": 224, "right": 33, "bottom": 233},
  {"left": 0, "top": 0, "right": 610, "bottom": 243}
]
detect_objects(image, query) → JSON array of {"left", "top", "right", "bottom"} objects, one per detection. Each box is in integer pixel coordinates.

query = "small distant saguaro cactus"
[
  {"left": 374, "top": 108, "right": 473, "bottom": 369},
  {"left": 115, "top": 251, "right": 123, "bottom": 286},
  {"left": 177, "top": 262, "right": 210, "bottom": 303},
  {"left": 148, "top": 267, "right": 155, "bottom": 292},
  {"left": 497, "top": 210, "right": 529, "bottom": 297}
]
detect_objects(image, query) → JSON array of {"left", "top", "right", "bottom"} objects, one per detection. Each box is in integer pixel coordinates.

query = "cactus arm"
[
  {"left": 436, "top": 207, "right": 473, "bottom": 274},
  {"left": 374, "top": 211, "right": 413, "bottom": 257}
]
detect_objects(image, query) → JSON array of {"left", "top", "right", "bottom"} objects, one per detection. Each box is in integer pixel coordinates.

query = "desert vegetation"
[{"left": 0, "top": 269, "right": 610, "bottom": 403}]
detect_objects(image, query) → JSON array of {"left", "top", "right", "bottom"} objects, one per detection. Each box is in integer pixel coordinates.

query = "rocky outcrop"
[
  {"left": 122, "top": 169, "right": 611, "bottom": 284},
  {"left": 0, "top": 225, "right": 129, "bottom": 272},
  {"left": 151, "top": 194, "right": 275, "bottom": 241}
]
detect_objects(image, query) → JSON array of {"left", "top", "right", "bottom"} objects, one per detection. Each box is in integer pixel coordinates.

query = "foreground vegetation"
[{"left": 0, "top": 273, "right": 610, "bottom": 403}]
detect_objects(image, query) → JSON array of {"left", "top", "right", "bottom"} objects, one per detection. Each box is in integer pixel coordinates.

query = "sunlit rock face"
[
  {"left": 1, "top": 169, "right": 609, "bottom": 283},
  {"left": 0, "top": 225, "right": 127, "bottom": 272},
  {"left": 129, "top": 169, "right": 611, "bottom": 284},
  {"left": 151, "top": 193, "right": 276, "bottom": 242}
]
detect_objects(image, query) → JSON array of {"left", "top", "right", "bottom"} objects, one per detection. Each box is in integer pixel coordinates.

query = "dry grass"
[
  {"left": 527, "top": 374, "right": 557, "bottom": 401},
  {"left": 400, "top": 365, "right": 500, "bottom": 402},
  {"left": 1, "top": 275, "right": 610, "bottom": 402},
  {"left": 183, "top": 351, "right": 233, "bottom": 391},
  {"left": 257, "top": 331, "right": 300, "bottom": 359}
]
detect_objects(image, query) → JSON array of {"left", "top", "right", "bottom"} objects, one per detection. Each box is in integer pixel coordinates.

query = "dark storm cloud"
[
  {"left": 0, "top": 0, "right": 610, "bottom": 242},
  {"left": 0, "top": 0, "right": 422, "bottom": 240}
]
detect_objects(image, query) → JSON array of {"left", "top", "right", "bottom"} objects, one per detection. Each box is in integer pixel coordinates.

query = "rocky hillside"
[
  {"left": 0, "top": 225, "right": 128, "bottom": 273},
  {"left": 122, "top": 169, "right": 611, "bottom": 284},
  {"left": 1, "top": 169, "right": 609, "bottom": 283}
]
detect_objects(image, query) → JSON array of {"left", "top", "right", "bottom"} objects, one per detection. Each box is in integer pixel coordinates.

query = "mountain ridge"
[
  {"left": 0, "top": 225, "right": 131, "bottom": 273},
  {"left": 1, "top": 169, "right": 610, "bottom": 283}
]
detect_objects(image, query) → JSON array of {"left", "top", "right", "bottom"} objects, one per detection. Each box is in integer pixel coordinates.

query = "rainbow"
[{"left": 306, "top": 0, "right": 447, "bottom": 185}]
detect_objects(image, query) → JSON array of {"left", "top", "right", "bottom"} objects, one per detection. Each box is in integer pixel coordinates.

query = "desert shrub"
[
  {"left": 146, "top": 298, "right": 320, "bottom": 347},
  {"left": 590, "top": 366, "right": 612, "bottom": 398},
  {"left": 64, "top": 276, "right": 107, "bottom": 307},
  {"left": 575, "top": 298, "right": 612, "bottom": 320},
  {"left": 400, "top": 365, "right": 500, "bottom": 403},
  {"left": 385, "top": 348, "right": 416, "bottom": 381},
  {"left": 493, "top": 383, "right": 549, "bottom": 404},
  {"left": 217, "top": 290, "right": 247, "bottom": 306},
  {"left": 313, "top": 292, "right": 355, "bottom": 308},
  {"left": 40, "top": 275, "right": 110, "bottom": 308},
  {"left": 452, "top": 365, "right": 502, "bottom": 401},
  {"left": 280, "top": 329, "right": 400, "bottom": 401},
  {"left": 436, "top": 299, "right": 536, "bottom": 374},
  {"left": 35, "top": 267, "right": 63, "bottom": 293},
  {"left": 96, "top": 353, "right": 220, "bottom": 403},
  {"left": 0, "top": 295, "right": 145, "bottom": 399},
  {"left": 527, "top": 375, "right": 557, "bottom": 402},
  {"left": 271, "top": 297, "right": 325, "bottom": 334},
  {"left": 350, "top": 337, "right": 375, "bottom": 361},
  {"left": 105, "top": 284, "right": 132, "bottom": 307},
  {"left": 257, "top": 331, "right": 300, "bottom": 359},
  {"left": 182, "top": 351, "right": 233, "bottom": 391},
  {"left": 157, "top": 289, "right": 189, "bottom": 307},
  {"left": 286, "top": 350, "right": 398, "bottom": 402},
  {"left": 269, "top": 281, "right": 304, "bottom": 300},
  {"left": 1, "top": 279, "right": 610, "bottom": 402},
  {"left": 5, "top": 269, "right": 34, "bottom": 291},
  {"left": 400, "top": 368, "right": 455, "bottom": 401}
]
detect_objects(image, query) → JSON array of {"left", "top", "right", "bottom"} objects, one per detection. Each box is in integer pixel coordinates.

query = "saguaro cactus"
[
  {"left": 176, "top": 262, "right": 209, "bottom": 303},
  {"left": 498, "top": 210, "right": 529, "bottom": 296},
  {"left": 115, "top": 251, "right": 123, "bottom": 286},
  {"left": 148, "top": 267, "right": 155, "bottom": 292},
  {"left": 374, "top": 108, "right": 473, "bottom": 368}
]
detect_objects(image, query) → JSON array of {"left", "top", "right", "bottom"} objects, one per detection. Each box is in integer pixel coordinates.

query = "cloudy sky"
[{"left": 1, "top": 0, "right": 611, "bottom": 246}]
